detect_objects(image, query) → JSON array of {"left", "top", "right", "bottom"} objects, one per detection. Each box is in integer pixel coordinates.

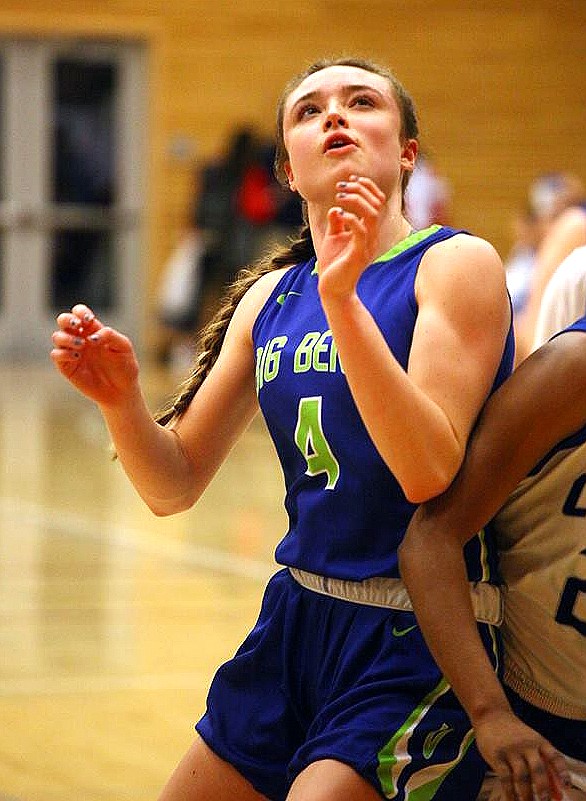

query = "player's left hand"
[
  {"left": 317, "top": 175, "right": 386, "bottom": 299},
  {"left": 474, "top": 709, "right": 571, "bottom": 801}
]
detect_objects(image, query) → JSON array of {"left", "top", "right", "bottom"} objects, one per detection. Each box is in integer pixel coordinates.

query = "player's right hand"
[
  {"left": 474, "top": 709, "right": 571, "bottom": 801},
  {"left": 50, "top": 303, "right": 140, "bottom": 409}
]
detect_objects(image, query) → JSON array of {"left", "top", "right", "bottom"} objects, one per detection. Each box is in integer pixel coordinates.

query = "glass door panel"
[
  {"left": 0, "top": 40, "right": 146, "bottom": 360},
  {"left": 51, "top": 58, "right": 118, "bottom": 313}
]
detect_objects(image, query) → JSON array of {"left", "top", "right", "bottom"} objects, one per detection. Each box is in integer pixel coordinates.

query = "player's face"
[{"left": 282, "top": 65, "right": 416, "bottom": 205}]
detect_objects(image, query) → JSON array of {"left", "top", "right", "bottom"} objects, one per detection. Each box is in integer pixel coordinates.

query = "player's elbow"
[
  {"left": 397, "top": 433, "right": 463, "bottom": 504},
  {"left": 402, "top": 465, "right": 456, "bottom": 505},
  {"left": 143, "top": 488, "right": 200, "bottom": 517}
]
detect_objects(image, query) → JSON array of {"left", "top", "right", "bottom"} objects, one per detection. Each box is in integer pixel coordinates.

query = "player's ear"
[
  {"left": 400, "top": 139, "right": 418, "bottom": 174},
  {"left": 284, "top": 161, "right": 297, "bottom": 192}
]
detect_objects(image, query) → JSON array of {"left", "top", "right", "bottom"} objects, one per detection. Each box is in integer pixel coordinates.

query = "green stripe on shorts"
[
  {"left": 376, "top": 677, "right": 477, "bottom": 799},
  {"left": 376, "top": 677, "right": 449, "bottom": 797}
]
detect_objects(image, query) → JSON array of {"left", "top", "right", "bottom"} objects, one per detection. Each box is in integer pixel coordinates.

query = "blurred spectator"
[
  {"left": 157, "top": 124, "right": 302, "bottom": 370},
  {"left": 404, "top": 152, "right": 452, "bottom": 230},
  {"left": 512, "top": 175, "right": 586, "bottom": 362},
  {"left": 532, "top": 245, "right": 586, "bottom": 348},
  {"left": 504, "top": 208, "right": 543, "bottom": 317},
  {"left": 505, "top": 172, "right": 585, "bottom": 318}
]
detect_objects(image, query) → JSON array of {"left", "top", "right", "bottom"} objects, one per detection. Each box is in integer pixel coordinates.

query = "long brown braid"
[
  {"left": 154, "top": 223, "right": 314, "bottom": 427},
  {"left": 155, "top": 56, "right": 419, "bottom": 428}
]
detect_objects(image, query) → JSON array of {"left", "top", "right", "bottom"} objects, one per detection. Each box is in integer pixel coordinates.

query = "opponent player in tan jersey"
[{"left": 400, "top": 316, "right": 586, "bottom": 801}]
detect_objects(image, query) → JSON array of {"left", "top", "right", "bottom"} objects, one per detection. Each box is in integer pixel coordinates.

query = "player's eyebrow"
[{"left": 288, "top": 84, "right": 386, "bottom": 116}]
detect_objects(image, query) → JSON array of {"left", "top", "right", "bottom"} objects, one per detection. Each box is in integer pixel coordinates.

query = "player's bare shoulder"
[
  {"left": 228, "top": 266, "right": 293, "bottom": 342},
  {"left": 239, "top": 266, "right": 292, "bottom": 318},
  {"left": 416, "top": 233, "right": 506, "bottom": 315},
  {"left": 423, "top": 233, "right": 503, "bottom": 278}
]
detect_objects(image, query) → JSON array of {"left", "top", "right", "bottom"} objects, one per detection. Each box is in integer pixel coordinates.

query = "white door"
[{"left": 0, "top": 39, "right": 146, "bottom": 360}]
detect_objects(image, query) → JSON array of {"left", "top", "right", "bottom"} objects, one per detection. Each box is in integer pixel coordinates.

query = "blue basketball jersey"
[
  {"left": 252, "top": 225, "right": 515, "bottom": 581},
  {"left": 552, "top": 313, "right": 586, "bottom": 336}
]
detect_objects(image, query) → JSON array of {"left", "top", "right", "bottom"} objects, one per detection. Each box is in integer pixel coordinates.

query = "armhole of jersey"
[
  {"left": 252, "top": 260, "right": 312, "bottom": 342},
  {"left": 408, "top": 227, "right": 466, "bottom": 317},
  {"left": 550, "top": 318, "right": 586, "bottom": 340}
]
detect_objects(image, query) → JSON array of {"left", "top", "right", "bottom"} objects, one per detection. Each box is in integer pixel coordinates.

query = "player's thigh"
[
  {"left": 157, "top": 733, "right": 269, "bottom": 801},
  {"left": 286, "top": 759, "right": 382, "bottom": 801}
]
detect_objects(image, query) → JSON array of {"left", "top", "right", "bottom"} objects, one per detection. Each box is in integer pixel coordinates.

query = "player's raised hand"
[
  {"left": 318, "top": 175, "right": 386, "bottom": 299},
  {"left": 474, "top": 709, "right": 571, "bottom": 801},
  {"left": 50, "top": 303, "right": 140, "bottom": 409}
]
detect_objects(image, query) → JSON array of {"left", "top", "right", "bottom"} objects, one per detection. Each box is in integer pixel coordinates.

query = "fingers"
[
  {"left": 335, "top": 175, "right": 385, "bottom": 224},
  {"left": 51, "top": 330, "right": 86, "bottom": 358},
  {"left": 495, "top": 748, "right": 571, "bottom": 801},
  {"left": 496, "top": 752, "right": 534, "bottom": 801},
  {"left": 83, "top": 326, "right": 134, "bottom": 354},
  {"left": 476, "top": 714, "right": 571, "bottom": 801},
  {"left": 54, "top": 303, "right": 133, "bottom": 353},
  {"left": 495, "top": 771, "right": 519, "bottom": 801},
  {"left": 52, "top": 300, "right": 133, "bottom": 377},
  {"left": 326, "top": 206, "right": 367, "bottom": 238},
  {"left": 55, "top": 304, "right": 102, "bottom": 337},
  {"left": 542, "top": 744, "right": 572, "bottom": 791},
  {"left": 544, "top": 752, "right": 572, "bottom": 801}
]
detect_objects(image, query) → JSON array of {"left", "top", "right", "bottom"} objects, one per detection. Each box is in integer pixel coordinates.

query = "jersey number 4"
[{"left": 294, "top": 396, "right": 340, "bottom": 490}]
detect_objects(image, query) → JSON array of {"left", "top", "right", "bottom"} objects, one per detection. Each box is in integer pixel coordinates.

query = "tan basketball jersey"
[{"left": 492, "top": 441, "right": 586, "bottom": 719}]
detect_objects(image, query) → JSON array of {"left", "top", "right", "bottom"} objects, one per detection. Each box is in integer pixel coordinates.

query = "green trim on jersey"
[
  {"left": 478, "top": 528, "right": 491, "bottom": 582},
  {"left": 374, "top": 225, "right": 442, "bottom": 264},
  {"left": 311, "top": 225, "right": 443, "bottom": 275}
]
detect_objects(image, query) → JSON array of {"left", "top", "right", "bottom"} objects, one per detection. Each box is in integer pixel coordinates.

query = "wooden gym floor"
[{"left": 0, "top": 362, "right": 286, "bottom": 801}]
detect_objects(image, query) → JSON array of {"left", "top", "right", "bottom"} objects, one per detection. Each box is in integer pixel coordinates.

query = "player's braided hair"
[
  {"left": 155, "top": 223, "right": 314, "bottom": 427},
  {"left": 156, "top": 56, "right": 418, "bottom": 428}
]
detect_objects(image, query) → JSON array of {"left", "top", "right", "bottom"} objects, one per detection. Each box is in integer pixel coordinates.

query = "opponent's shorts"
[
  {"left": 504, "top": 687, "right": 586, "bottom": 763},
  {"left": 196, "top": 568, "right": 501, "bottom": 801}
]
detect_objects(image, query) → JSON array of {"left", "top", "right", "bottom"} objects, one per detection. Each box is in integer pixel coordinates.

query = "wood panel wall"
[{"left": 1, "top": 0, "right": 585, "bottom": 352}]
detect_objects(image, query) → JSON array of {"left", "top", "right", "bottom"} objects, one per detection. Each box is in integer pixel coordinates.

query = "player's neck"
[{"left": 310, "top": 203, "right": 411, "bottom": 264}]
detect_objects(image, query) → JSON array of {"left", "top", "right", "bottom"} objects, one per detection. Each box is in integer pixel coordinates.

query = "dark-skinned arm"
[{"left": 399, "top": 330, "right": 586, "bottom": 801}]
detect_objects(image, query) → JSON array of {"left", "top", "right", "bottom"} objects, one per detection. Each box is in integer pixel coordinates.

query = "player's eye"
[
  {"left": 351, "top": 94, "right": 375, "bottom": 108},
  {"left": 298, "top": 103, "right": 320, "bottom": 119}
]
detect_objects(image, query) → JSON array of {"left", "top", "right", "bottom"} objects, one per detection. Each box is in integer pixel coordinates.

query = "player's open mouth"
[{"left": 323, "top": 134, "right": 356, "bottom": 153}]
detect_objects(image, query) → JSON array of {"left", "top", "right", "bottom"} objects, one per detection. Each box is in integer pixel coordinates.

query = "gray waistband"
[{"left": 289, "top": 567, "right": 503, "bottom": 626}]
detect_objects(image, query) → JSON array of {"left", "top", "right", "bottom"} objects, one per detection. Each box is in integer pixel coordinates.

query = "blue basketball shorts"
[{"left": 196, "top": 568, "right": 501, "bottom": 800}]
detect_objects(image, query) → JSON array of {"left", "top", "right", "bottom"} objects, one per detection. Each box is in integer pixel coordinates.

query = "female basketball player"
[
  {"left": 400, "top": 318, "right": 586, "bottom": 801},
  {"left": 51, "top": 57, "right": 513, "bottom": 800}
]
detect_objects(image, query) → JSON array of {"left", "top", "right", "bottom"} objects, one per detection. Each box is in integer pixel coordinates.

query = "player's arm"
[
  {"left": 398, "top": 330, "right": 586, "bottom": 800},
  {"left": 51, "top": 271, "right": 282, "bottom": 515},
  {"left": 321, "top": 224, "right": 510, "bottom": 502}
]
